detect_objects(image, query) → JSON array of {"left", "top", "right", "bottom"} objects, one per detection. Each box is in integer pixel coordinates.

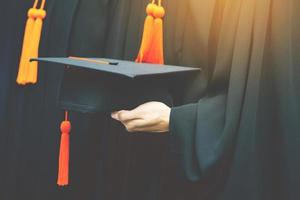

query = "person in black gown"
[
  {"left": 113, "top": 0, "right": 300, "bottom": 200},
  {"left": 1, "top": 0, "right": 300, "bottom": 200},
  {"left": 1, "top": 0, "right": 176, "bottom": 200}
]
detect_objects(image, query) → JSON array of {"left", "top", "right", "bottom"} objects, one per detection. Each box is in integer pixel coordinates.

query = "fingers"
[
  {"left": 123, "top": 118, "right": 159, "bottom": 132},
  {"left": 110, "top": 102, "right": 170, "bottom": 133},
  {"left": 122, "top": 119, "right": 146, "bottom": 132},
  {"left": 111, "top": 111, "right": 123, "bottom": 120},
  {"left": 112, "top": 116, "right": 169, "bottom": 133},
  {"left": 111, "top": 109, "right": 143, "bottom": 122},
  {"left": 124, "top": 123, "right": 168, "bottom": 133}
]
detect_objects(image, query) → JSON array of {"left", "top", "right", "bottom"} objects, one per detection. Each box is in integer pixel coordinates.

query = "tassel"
[
  {"left": 16, "top": 0, "right": 47, "bottom": 85},
  {"left": 16, "top": 1, "right": 38, "bottom": 85},
  {"left": 145, "top": 0, "right": 165, "bottom": 64},
  {"left": 26, "top": 1, "right": 46, "bottom": 84},
  {"left": 57, "top": 111, "right": 71, "bottom": 186},
  {"left": 135, "top": 1, "right": 156, "bottom": 63}
]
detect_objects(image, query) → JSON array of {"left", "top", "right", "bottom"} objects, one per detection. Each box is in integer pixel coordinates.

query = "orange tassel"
[
  {"left": 26, "top": 1, "right": 46, "bottom": 84},
  {"left": 57, "top": 111, "right": 71, "bottom": 186},
  {"left": 16, "top": 1, "right": 38, "bottom": 85},
  {"left": 135, "top": 1, "right": 156, "bottom": 63},
  {"left": 145, "top": 1, "right": 165, "bottom": 64},
  {"left": 16, "top": 0, "right": 46, "bottom": 85}
]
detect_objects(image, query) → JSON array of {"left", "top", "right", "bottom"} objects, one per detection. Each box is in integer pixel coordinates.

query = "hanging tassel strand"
[
  {"left": 57, "top": 111, "right": 71, "bottom": 186},
  {"left": 16, "top": 0, "right": 47, "bottom": 85},
  {"left": 26, "top": 0, "right": 46, "bottom": 84},
  {"left": 135, "top": 0, "right": 165, "bottom": 64},
  {"left": 146, "top": 0, "right": 165, "bottom": 64},
  {"left": 135, "top": 0, "right": 156, "bottom": 63},
  {"left": 16, "top": 0, "right": 39, "bottom": 85}
]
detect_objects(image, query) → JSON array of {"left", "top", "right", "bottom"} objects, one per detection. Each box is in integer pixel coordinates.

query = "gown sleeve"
[
  {"left": 170, "top": 93, "right": 229, "bottom": 181},
  {"left": 168, "top": 0, "right": 272, "bottom": 182}
]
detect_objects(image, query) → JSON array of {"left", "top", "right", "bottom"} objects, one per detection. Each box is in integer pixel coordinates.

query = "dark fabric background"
[
  {"left": 0, "top": 1, "right": 181, "bottom": 200},
  {"left": 168, "top": 1, "right": 300, "bottom": 200},
  {"left": 0, "top": 1, "right": 300, "bottom": 200}
]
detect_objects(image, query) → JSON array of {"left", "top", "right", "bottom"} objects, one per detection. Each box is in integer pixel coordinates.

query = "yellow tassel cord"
[{"left": 16, "top": 0, "right": 46, "bottom": 85}]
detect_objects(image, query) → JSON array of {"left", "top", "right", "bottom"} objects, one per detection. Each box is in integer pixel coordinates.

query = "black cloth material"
[
  {"left": 0, "top": 0, "right": 300, "bottom": 200},
  {"left": 33, "top": 57, "right": 198, "bottom": 112}
]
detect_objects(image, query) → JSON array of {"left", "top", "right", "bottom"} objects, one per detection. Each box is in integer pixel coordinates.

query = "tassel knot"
[
  {"left": 27, "top": 8, "right": 37, "bottom": 18},
  {"left": 60, "top": 121, "right": 71, "bottom": 134},
  {"left": 146, "top": 3, "right": 156, "bottom": 16},
  {"left": 35, "top": 9, "right": 46, "bottom": 19},
  {"left": 153, "top": 5, "right": 165, "bottom": 18}
]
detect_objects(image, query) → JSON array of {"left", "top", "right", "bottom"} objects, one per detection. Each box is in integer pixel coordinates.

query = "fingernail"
[{"left": 111, "top": 112, "right": 118, "bottom": 120}]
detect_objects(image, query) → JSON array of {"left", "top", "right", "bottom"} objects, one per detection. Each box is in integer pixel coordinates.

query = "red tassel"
[
  {"left": 145, "top": 2, "right": 165, "bottom": 64},
  {"left": 57, "top": 111, "right": 71, "bottom": 186}
]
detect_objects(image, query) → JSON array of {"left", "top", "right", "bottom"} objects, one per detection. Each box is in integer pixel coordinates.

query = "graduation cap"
[
  {"left": 33, "top": 57, "right": 200, "bottom": 113},
  {"left": 21, "top": 0, "right": 198, "bottom": 187},
  {"left": 33, "top": 56, "right": 201, "bottom": 186}
]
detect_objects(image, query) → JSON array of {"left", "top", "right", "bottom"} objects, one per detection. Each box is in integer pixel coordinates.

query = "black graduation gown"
[
  {"left": 159, "top": 1, "right": 300, "bottom": 200},
  {"left": 39, "top": 0, "right": 170, "bottom": 199},
  {"left": 0, "top": 1, "right": 113, "bottom": 199},
  {"left": 107, "top": 1, "right": 300, "bottom": 200},
  {"left": 0, "top": 2, "right": 40, "bottom": 200},
  {"left": 2, "top": 0, "right": 300, "bottom": 200},
  {"left": 1, "top": 0, "right": 170, "bottom": 200}
]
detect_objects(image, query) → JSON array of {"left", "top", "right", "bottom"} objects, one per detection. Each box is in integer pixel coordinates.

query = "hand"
[{"left": 111, "top": 102, "right": 171, "bottom": 133}]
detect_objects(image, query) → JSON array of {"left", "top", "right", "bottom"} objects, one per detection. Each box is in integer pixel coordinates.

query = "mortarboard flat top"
[
  {"left": 33, "top": 57, "right": 200, "bottom": 78},
  {"left": 33, "top": 57, "right": 201, "bottom": 113}
]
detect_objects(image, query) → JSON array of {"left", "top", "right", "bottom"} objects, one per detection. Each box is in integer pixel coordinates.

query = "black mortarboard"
[{"left": 33, "top": 57, "right": 201, "bottom": 113}]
